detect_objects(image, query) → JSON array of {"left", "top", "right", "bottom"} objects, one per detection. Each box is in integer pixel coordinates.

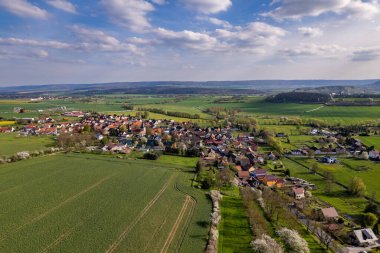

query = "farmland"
[
  {"left": 2, "top": 96, "right": 380, "bottom": 126},
  {"left": 0, "top": 133, "right": 55, "bottom": 156},
  {"left": 0, "top": 153, "right": 210, "bottom": 252}
]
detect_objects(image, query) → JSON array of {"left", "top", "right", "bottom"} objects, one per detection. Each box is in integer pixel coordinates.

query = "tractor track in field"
[
  {"left": 40, "top": 220, "right": 84, "bottom": 253},
  {"left": 160, "top": 195, "right": 195, "bottom": 253},
  {"left": 0, "top": 166, "right": 68, "bottom": 195},
  {"left": 0, "top": 173, "right": 117, "bottom": 242},
  {"left": 105, "top": 173, "right": 177, "bottom": 253}
]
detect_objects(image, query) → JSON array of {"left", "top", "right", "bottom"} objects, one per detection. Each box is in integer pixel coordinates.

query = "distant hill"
[
  {"left": 266, "top": 92, "right": 332, "bottom": 103},
  {"left": 0, "top": 80, "right": 378, "bottom": 97},
  {"left": 293, "top": 85, "right": 366, "bottom": 95}
]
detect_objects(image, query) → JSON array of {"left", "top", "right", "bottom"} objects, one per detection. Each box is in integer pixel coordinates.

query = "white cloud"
[
  {"left": 263, "top": 0, "right": 380, "bottom": 20},
  {"left": 208, "top": 17, "right": 232, "bottom": 28},
  {"left": 100, "top": 0, "right": 154, "bottom": 32},
  {"left": 154, "top": 27, "right": 227, "bottom": 52},
  {"left": 0, "top": 37, "right": 70, "bottom": 49},
  {"left": 280, "top": 43, "right": 347, "bottom": 58},
  {"left": 215, "top": 22, "right": 287, "bottom": 48},
  {"left": 298, "top": 27, "right": 323, "bottom": 37},
  {"left": 352, "top": 46, "right": 380, "bottom": 61},
  {"left": 31, "top": 49, "right": 49, "bottom": 58},
  {"left": 0, "top": 0, "right": 49, "bottom": 19},
  {"left": 72, "top": 26, "right": 145, "bottom": 55},
  {"left": 45, "top": 0, "right": 77, "bottom": 14},
  {"left": 152, "top": 22, "right": 286, "bottom": 54},
  {"left": 183, "top": 0, "right": 232, "bottom": 14},
  {"left": 151, "top": 0, "right": 166, "bottom": 5}
]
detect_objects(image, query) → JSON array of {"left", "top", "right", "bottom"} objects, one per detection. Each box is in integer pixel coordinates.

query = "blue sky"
[{"left": 0, "top": 0, "right": 380, "bottom": 85}]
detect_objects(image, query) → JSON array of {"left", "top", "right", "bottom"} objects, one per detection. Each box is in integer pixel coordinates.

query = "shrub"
[
  {"left": 362, "top": 212, "right": 378, "bottom": 228},
  {"left": 143, "top": 152, "right": 160, "bottom": 160},
  {"left": 251, "top": 234, "right": 284, "bottom": 253},
  {"left": 277, "top": 228, "right": 309, "bottom": 253}
]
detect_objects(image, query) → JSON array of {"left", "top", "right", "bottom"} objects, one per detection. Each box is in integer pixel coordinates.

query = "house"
[
  {"left": 369, "top": 150, "right": 380, "bottom": 160},
  {"left": 320, "top": 207, "right": 339, "bottom": 221},
  {"left": 351, "top": 228, "right": 378, "bottom": 247},
  {"left": 238, "top": 171, "right": 250, "bottom": 181},
  {"left": 261, "top": 175, "right": 280, "bottom": 187},
  {"left": 292, "top": 187, "right": 305, "bottom": 200},
  {"left": 276, "top": 133, "right": 286, "bottom": 137},
  {"left": 253, "top": 169, "right": 267, "bottom": 180},
  {"left": 321, "top": 156, "right": 337, "bottom": 164}
]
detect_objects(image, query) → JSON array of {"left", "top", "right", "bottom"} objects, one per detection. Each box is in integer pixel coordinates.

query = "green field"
[
  {"left": 218, "top": 189, "right": 253, "bottom": 253},
  {"left": 283, "top": 158, "right": 367, "bottom": 220},
  {"left": 2, "top": 96, "right": 380, "bottom": 125},
  {"left": 0, "top": 153, "right": 210, "bottom": 252},
  {"left": 0, "top": 133, "right": 55, "bottom": 156},
  {"left": 358, "top": 136, "right": 380, "bottom": 149}
]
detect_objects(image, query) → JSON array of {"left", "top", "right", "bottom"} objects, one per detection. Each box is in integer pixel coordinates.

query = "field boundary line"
[
  {"left": 105, "top": 173, "right": 177, "bottom": 253},
  {"left": 160, "top": 195, "right": 195, "bottom": 253},
  {"left": 1, "top": 173, "right": 117, "bottom": 241}
]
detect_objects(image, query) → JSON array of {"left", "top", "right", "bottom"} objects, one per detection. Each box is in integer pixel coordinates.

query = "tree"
[
  {"left": 348, "top": 176, "right": 366, "bottom": 197},
  {"left": 310, "top": 163, "right": 319, "bottom": 174},
  {"left": 251, "top": 234, "right": 284, "bottom": 253},
  {"left": 143, "top": 111, "right": 150, "bottom": 119},
  {"left": 277, "top": 228, "right": 310, "bottom": 253},
  {"left": 360, "top": 151, "right": 369, "bottom": 160},
  {"left": 216, "top": 168, "right": 234, "bottom": 187},
  {"left": 362, "top": 212, "right": 378, "bottom": 228}
]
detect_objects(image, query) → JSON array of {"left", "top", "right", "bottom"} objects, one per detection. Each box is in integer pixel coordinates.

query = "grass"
[
  {"left": 295, "top": 157, "right": 380, "bottom": 200},
  {"left": 218, "top": 188, "right": 253, "bottom": 253},
  {"left": 283, "top": 158, "right": 367, "bottom": 221},
  {"left": 0, "top": 133, "right": 55, "bottom": 156},
  {"left": 0, "top": 153, "right": 210, "bottom": 252},
  {"left": 358, "top": 136, "right": 380, "bottom": 149}
]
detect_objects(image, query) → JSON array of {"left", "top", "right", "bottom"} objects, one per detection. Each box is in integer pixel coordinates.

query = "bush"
[
  {"left": 348, "top": 176, "right": 366, "bottom": 197},
  {"left": 143, "top": 152, "right": 160, "bottom": 160},
  {"left": 251, "top": 234, "right": 284, "bottom": 253},
  {"left": 362, "top": 212, "right": 378, "bottom": 228},
  {"left": 277, "top": 228, "right": 309, "bottom": 253}
]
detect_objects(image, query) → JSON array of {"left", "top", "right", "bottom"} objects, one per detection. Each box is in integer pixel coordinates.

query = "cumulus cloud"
[
  {"left": 215, "top": 22, "right": 287, "bottom": 48},
  {"left": 0, "top": 37, "right": 70, "bottom": 49},
  {"left": 280, "top": 43, "right": 347, "bottom": 58},
  {"left": 154, "top": 27, "right": 227, "bottom": 52},
  {"left": 45, "top": 0, "right": 77, "bottom": 14},
  {"left": 152, "top": 22, "right": 286, "bottom": 54},
  {"left": 208, "top": 17, "right": 232, "bottom": 28},
  {"left": 183, "top": 0, "right": 232, "bottom": 14},
  {"left": 0, "top": 0, "right": 49, "bottom": 19},
  {"left": 298, "top": 27, "right": 323, "bottom": 37},
  {"left": 352, "top": 46, "right": 380, "bottom": 61},
  {"left": 263, "top": 0, "right": 380, "bottom": 20},
  {"left": 72, "top": 26, "right": 145, "bottom": 55},
  {"left": 100, "top": 0, "right": 154, "bottom": 32}
]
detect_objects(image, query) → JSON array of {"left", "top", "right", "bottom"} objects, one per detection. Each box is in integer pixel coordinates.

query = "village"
[{"left": 1, "top": 110, "right": 379, "bottom": 252}]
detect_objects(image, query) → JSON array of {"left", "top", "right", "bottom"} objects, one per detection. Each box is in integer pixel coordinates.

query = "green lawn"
[
  {"left": 358, "top": 136, "right": 380, "bottom": 149},
  {"left": 218, "top": 189, "right": 253, "bottom": 253},
  {"left": 0, "top": 133, "right": 55, "bottom": 156},
  {"left": 0, "top": 153, "right": 210, "bottom": 252}
]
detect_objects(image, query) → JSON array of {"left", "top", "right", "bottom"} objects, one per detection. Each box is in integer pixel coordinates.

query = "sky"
[{"left": 0, "top": 0, "right": 380, "bottom": 86}]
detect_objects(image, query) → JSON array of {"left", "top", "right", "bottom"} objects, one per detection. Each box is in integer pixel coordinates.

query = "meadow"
[
  {"left": 0, "top": 153, "right": 210, "bottom": 253},
  {"left": 0, "top": 133, "right": 55, "bottom": 156},
  {"left": 283, "top": 158, "right": 368, "bottom": 220},
  {"left": 358, "top": 136, "right": 380, "bottom": 149},
  {"left": 2, "top": 96, "right": 380, "bottom": 126}
]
